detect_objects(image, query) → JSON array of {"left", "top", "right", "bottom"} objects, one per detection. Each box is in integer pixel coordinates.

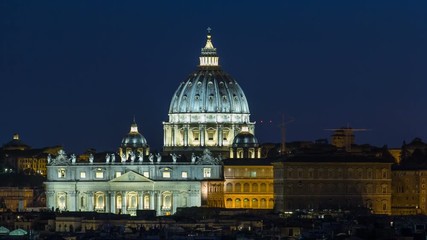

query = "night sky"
[{"left": 1, "top": 1, "right": 426, "bottom": 153}]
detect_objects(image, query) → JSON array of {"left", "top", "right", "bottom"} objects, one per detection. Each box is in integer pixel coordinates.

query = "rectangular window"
[
  {"left": 250, "top": 171, "right": 256, "bottom": 178},
  {"left": 182, "top": 171, "right": 188, "bottom": 178},
  {"left": 193, "top": 131, "right": 200, "bottom": 141},
  {"left": 80, "top": 172, "right": 86, "bottom": 179},
  {"left": 207, "top": 131, "right": 214, "bottom": 141},
  {"left": 115, "top": 172, "right": 122, "bottom": 178},
  {"left": 143, "top": 171, "right": 149, "bottom": 178},
  {"left": 163, "top": 171, "right": 171, "bottom": 178},
  {"left": 95, "top": 172, "right": 104, "bottom": 179},
  {"left": 204, "top": 168, "right": 211, "bottom": 178}
]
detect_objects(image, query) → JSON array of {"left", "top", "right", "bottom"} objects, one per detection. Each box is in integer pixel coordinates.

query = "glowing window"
[
  {"left": 204, "top": 168, "right": 211, "bottom": 178},
  {"left": 80, "top": 172, "right": 86, "bottom": 178},
  {"left": 163, "top": 171, "right": 171, "bottom": 178},
  {"left": 143, "top": 171, "right": 149, "bottom": 178},
  {"left": 181, "top": 171, "right": 188, "bottom": 178},
  {"left": 58, "top": 169, "right": 66, "bottom": 178},
  {"left": 115, "top": 172, "right": 122, "bottom": 178},
  {"left": 95, "top": 171, "right": 104, "bottom": 179}
]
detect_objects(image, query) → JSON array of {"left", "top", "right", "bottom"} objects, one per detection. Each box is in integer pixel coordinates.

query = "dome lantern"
[
  {"left": 199, "top": 27, "right": 219, "bottom": 67},
  {"left": 130, "top": 117, "right": 138, "bottom": 133}
]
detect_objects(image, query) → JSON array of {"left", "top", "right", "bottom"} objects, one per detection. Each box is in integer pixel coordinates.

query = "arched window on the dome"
[
  {"left": 208, "top": 94, "right": 215, "bottom": 112},
  {"left": 221, "top": 95, "right": 228, "bottom": 112},
  {"left": 233, "top": 95, "right": 241, "bottom": 112}
]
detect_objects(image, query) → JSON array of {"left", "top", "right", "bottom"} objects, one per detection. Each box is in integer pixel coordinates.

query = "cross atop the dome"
[{"left": 207, "top": 27, "right": 212, "bottom": 34}]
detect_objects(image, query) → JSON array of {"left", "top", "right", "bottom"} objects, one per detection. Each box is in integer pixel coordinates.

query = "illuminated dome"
[
  {"left": 168, "top": 31, "right": 250, "bottom": 123},
  {"left": 163, "top": 29, "right": 255, "bottom": 156},
  {"left": 121, "top": 121, "right": 148, "bottom": 148}
]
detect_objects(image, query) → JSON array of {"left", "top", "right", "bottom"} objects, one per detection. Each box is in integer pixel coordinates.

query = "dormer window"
[
  {"left": 204, "top": 168, "right": 211, "bottom": 178},
  {"left": 161, "top": 167, "right": 171, "bottom": 178},
  {"left": 95, "top": 168, "right": 104, "bottom": 179}
]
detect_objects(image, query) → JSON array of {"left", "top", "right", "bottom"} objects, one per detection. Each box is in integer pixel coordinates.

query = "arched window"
[
  {"left": 57, "top": 193, "right": 66, "bottom": 210},
  {"left": 243, "top": 198, "right": 250, "bottom": 208},
  {"left": 268, "top": 198, "right": 274, "bottom": 208},
  {"left": 243, "top": 183, "right": 250, "bottom": 192},
  {"left": 235, "top": 198, "right": 241, "bottom": 208},
  {"left": 226, "top": 198, "right": 233, "bottom": 208},
  {"left": 226, "top": 183, "right": 232, "bottom": 192},
  {"left": 235, "top": 183, "right": 241, "bottom": 192},
  {"left": 268, "top": 183, "right": 274, "bottom": 192},
  {"left": 95, "top": 193, "right": 104, "bottom": 210},
  {"left": 252, "top": 198, "right": 259, "bottom": 208},
  {"left": 162, "top": 192, "right": 172, "bottom": 210},
  {"left": 252, "top": 183, "right": 258, "bottom": 192},
  {"left": 260, "top": 198, "right": 267, "bottom": 208},
  {"left": 260, "top": 183, "right": 267, "bottom": 192},
  {"left": 117, "top": 195, "right": 122, "bottom": 210},
  {"left": 144, "top": 195, "right": 150, "bottom": 209}
]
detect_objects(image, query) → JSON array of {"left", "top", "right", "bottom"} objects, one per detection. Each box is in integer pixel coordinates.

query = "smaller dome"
[
  {"left": 121, "top": 121, "right": 148, "bottom": 148},
  {"left": 3, "top": 133, "right": 30, "bottom": 150},
  {"left": 232, "top": 132, "right": 259, "bottom": 148}
]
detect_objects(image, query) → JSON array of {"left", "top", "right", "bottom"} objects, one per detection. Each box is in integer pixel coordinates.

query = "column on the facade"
[
  {"left": 156, "top": 191, "right": 162, "bottom": 215},
  {"left": 163, "top": 127, "right": 167, "bottom": 146},
  {"left": 172, "top": 191, "right": 179, "bottom": 214},
  {"left": 231, "top": 124, "right": 236, "bottom": 142},
  {"left": 68, "top": 191, "right": 77, "bottom": 211},
  {"left": 122, "top": 191, "right": 127, "bottom": 214},
  {"left": 200, "top": 124, "right": 205, "bottom": 147},
  {"left": 138, "top": 191, "right": 143, "bottom": 210},
  {"left": 104, "top": 192, "right": 109, "bottom": 213},
  {"left": 109, "top": 191, "right": 115, "bottom": 213},
  {"left": 171, "top": 125, "right": 176, "bottom": 146},
  {"left": 46, "top": 191, "right": 55, "bottom": 210},
  {"left": 87, "top": 192, "right": 94, "bottom": 211},
  {"left": 218, "top": 125, "right": 223, "bottom": 147},
  {"left": 149, "top": 191, "right": 155, "bottom": 210},
  {"left": 184, "top": 125, "right": 189, "bottom": 146}
]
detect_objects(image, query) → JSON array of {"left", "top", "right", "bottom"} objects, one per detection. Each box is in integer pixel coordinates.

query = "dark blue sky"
[{"left": 1, "top": 1, "right": 426, "bottom": 153}]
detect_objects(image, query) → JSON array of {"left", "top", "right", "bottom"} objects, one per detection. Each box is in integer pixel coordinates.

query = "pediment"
[{"left": 110, "top": 171, "right": 153, "bottom": 182}]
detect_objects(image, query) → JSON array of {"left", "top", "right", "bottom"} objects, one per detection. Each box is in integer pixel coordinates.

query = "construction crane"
[
  {"left": 279, "top": 114, "right": 294, "bottom": 156},
  {"left": 324, "top": 126, "right": 369, "bottom": 152}
]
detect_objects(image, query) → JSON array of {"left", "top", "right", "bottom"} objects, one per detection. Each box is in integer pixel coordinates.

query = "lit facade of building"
[
  {"left": 0, "top": 187, "right": 34, "bottom": 212},
  {"left": 44, "top": 147, "right": 222, "bottom": 216},
  {"left": 223, "top": 159, "right": 274, "bottom": 209}
]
